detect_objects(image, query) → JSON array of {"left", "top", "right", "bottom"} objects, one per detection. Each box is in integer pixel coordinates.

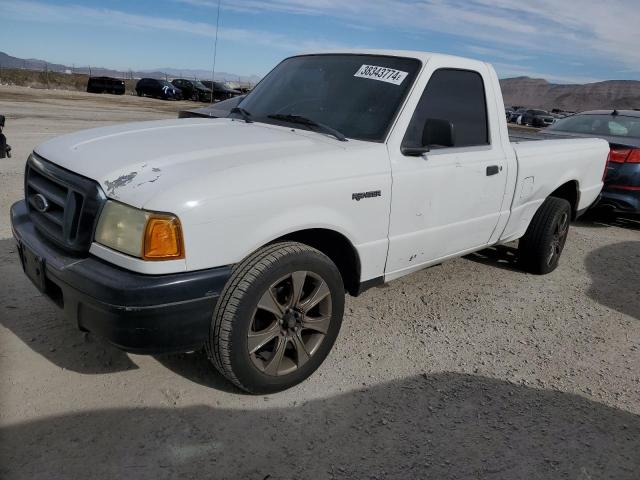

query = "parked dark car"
[
  {"left": 86, "top": 76, "right": 125, "bottom": 95},
  {"left": 171, "top": 79, "right": 212, "bottom": 102},
  {"left": 178, "top": 96, "right": 245, "bottom": 119},
  {"left": 509, "top": 107, "right": 528, "bottom": 123},
  {"left": 520, "top": 109, "right": 555, "bottom": 127},
  {"left": 546, "top": 110, "right": 640, "bottom": 216},
  {"left": 201, "top": 81, "right": 242, "bottom": 101},
  {"left": 0, "top": 115, "right": 11, "bottom": 159},
  {"left": 505, "top": 107, "right": 515, "bottom": 120},
  {"left": 135, "top": 78, "right": 182, "bottom": 100}
]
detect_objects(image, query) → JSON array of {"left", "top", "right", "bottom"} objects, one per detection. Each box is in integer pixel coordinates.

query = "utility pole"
[{"left": 211, "top": 0, "right": 222, "bottom": 104}]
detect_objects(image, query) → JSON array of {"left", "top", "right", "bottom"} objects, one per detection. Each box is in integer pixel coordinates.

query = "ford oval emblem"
[{"left": 31, "top": 193, "right": 50, "bottom": 213}]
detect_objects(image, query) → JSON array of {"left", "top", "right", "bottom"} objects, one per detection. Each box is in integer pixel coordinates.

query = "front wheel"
[
  {"left": 206, "top": 242, "right": 345, "bottom": 393},
  {"left": 518, "top": 197, "right": 571, "bottom": 274}
]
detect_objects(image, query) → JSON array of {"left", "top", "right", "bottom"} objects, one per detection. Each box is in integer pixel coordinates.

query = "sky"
[{"left": 0, "top": 0, "right": 639, "bottom": 84}]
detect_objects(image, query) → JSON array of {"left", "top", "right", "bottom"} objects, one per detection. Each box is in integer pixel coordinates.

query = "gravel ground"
[{"left": 0, "top": 85, "right": 639, "bottom": 479}]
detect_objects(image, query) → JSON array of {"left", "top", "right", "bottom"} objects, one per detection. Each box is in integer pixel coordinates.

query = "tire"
[
  {"left": 206, "top": 242, "right": 345, "bottom": 394},
  {"left": 518, "top": 197, "right": 571, "bottom": 274},
  {"left": 136, "top": 90, "right": 142, "bottom": 97}
]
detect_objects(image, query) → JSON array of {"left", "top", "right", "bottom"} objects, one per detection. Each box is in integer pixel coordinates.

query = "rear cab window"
[{"left": 402, "top": 68, "right": 489, "bottom": 151}]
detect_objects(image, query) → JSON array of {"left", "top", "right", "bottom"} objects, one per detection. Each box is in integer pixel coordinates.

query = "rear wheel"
[
  {"left": 206, "top": 242, "right": 345, "bottom": 393},
  {"left": 518, "top": 197, "right": 571, "bottom": 274}
]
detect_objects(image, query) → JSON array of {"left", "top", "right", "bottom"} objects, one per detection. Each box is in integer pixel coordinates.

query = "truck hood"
[{"left": 34, "top": 118, "right": 350, "bottom": 208}]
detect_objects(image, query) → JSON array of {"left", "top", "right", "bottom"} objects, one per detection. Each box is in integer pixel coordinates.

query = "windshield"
[
  {"left": 236, "top": 54, "right": 422, "bottom": 142},
  {"left": 550, "top": 114, "right": 640, "bottom": 138},
  {"left": 159, "top": 80, "right": 173, "bottom": 87},
  {"left": 193, "top": 81, "right": 208, "bottom": 89}
]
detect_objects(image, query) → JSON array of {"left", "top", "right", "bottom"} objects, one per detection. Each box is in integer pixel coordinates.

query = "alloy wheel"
[
  {"left": 547, "top": 211, "right": 569, "bottom": 266},
  {"left": 248, "top": 271, "right": 332, "bottom": 376}
]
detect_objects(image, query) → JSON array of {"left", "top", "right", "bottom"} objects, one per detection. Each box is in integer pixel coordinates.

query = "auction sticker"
[{"left": 354, "top": 64, "right": 408, "bottom": 85}]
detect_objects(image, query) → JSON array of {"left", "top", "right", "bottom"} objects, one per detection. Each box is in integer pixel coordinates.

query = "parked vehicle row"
[
  {"left": 507, "top": 108, "right": 556, "bottom": 127},
  {"left": 85, "top": 76, "right": 245, "bottom": 102}
]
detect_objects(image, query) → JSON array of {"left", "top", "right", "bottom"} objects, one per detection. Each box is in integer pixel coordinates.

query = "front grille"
[{"left": 25, "top": 154, "right": 106, "bottom": 254}]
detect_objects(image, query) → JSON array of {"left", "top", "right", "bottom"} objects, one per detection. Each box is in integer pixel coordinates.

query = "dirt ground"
[{"left": 0, "top": 85, "right": 639, "bottom": 480}]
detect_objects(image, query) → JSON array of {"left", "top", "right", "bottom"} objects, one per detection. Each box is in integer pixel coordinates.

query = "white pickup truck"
[{"left": 11, "top": 50, "right": 609, "bottom": 393}]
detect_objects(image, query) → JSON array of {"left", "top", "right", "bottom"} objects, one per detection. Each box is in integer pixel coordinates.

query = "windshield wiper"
[
  {"left": 230, "top": 107, "right": 253, "bottom": 123},
  {"left": 267, "top": 114, "right": 347, "bottom": 142}
]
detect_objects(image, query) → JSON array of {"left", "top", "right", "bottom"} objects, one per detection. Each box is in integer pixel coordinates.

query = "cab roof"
[{"left": 296, "top": 49, "right": 486, "bottom": 66}]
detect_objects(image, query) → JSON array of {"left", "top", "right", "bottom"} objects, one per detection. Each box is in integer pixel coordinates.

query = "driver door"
[{"left": 385, "top": 65, "right": 508, "bottom": 280}]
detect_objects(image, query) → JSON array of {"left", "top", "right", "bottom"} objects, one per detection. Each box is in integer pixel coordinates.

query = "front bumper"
[{"left": 10, "top": 200, "right": 232, "bottom": 354}]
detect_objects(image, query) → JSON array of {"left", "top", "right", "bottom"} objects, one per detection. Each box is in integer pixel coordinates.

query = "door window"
[{"left": 403, "top": 69, "right": 489, "bottom": 150}]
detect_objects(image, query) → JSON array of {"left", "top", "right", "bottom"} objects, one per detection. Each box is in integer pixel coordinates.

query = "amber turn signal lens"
[{"left": 143, "top": 215, "right": 185, "bottom": 260}]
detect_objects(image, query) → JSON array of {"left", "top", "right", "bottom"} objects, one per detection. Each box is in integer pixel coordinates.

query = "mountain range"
[
  {"left": 0, "top": 51, "right": 261, "bottom": 85},
  {"left": 500, "top": 77, "right": 640, "bottom": 112}
]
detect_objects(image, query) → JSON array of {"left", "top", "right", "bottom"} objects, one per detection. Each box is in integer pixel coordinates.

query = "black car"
[
  {"left": 201, "top": 81, "right": 242, "bottom": 101},
  {"left": 505, "top": 107, "right": 515, "bottom": 120},
  {"left": 509, "top": 107, "right": 528, "bottom": 123},
  {"left": 546, "top": 110, "right": 640, "bottom": 216},
  {"left": 171, "top": 79, "right": 212, "bottom": 102},
  {"left": 135, "top": 78, "right": 182, "bottom": 100},
  {"left": 87, "top": 76, "right": 126, "bottom": 95},
  {"left": 0, "top": 115, "right": 11, "bottom": 159},
  {"left": 520, "top": 109, "right": 555, "bottom": 128},
  {"left": 178, "top": 96, "right": 245, "bottom": 119}
]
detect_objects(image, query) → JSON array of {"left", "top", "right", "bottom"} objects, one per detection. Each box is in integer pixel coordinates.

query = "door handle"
[{"left": 486, "top": 165, "right": 501, "bottom": 176}]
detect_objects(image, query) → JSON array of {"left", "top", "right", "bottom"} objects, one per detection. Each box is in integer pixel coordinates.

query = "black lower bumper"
[
  {"left": 598, "top": 188, "right": 640, "bottom": 215},
  {"left": 10, "top": 200, "right": 233, "bottom": 354}
]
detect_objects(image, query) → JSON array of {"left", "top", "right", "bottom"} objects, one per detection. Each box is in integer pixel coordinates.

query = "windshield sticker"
[{"left": 354, "top": 65, "right": 408, "bottom": 85}]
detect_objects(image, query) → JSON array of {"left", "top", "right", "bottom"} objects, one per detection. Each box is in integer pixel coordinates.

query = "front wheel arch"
[{"left": 270, "top": 228, "right": 362, "bottom": 296}]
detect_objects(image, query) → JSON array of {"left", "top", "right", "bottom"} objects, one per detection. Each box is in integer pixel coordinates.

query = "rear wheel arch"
[{"left": 549, "top": 180, "right": 580, "bottom": 220}]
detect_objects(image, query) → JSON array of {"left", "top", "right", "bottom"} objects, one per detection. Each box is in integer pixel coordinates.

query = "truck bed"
[{"left": 508, "top": 127, "right": 575, "bottom": 143}]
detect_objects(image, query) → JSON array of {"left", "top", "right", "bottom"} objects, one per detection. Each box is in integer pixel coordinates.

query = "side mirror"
[
  {"left": 422, "top": 118, "right": 455, "bottom": 149},
  {"left": 401, "top": 118, "right": 455, "bottom": 156}
]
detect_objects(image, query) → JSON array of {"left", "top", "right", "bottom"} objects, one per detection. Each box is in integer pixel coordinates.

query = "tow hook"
[{"left": 0, "top": 115, "right": 12, "bottom": 159}]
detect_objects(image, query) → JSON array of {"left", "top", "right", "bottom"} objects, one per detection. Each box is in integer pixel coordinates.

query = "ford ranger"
[{"left": 10, "top": 50, "right": 609, "bottom": 393}]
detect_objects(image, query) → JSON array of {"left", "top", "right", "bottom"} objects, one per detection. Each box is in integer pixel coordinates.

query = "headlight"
[{"left": 95, "top": 200, "right": 185, "bottom": 260}]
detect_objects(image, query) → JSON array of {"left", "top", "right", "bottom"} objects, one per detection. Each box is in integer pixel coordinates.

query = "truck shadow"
[
  {"left": 576, "top": 211, "right": 640, "bottom": 231},
  {"left": 0, "top": 238, "right": 137, "bottom": 374},
  {"left": 154, "top": 350, "right": 242, "bottom": 394},
  {"left": 585, "top": 241, "right": 640, "bottom": 321},
  {"left": 464, "top": 244, "right": 521, "bottom": 272},
  {"left": 2, "top": 373, "right": 638, "bottom": 479}
]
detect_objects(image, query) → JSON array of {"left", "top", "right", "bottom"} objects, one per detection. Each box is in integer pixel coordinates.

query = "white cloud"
[
  {"left": 177, "top": 0, "right": 640, "bottom": 74},
  {"left": 0, "top": 0, "right": 348, "bottom": 53},
  {"left": 492, "top": 62, "right": 604, "bottom": 85},
  {"left": 3, "top": 0, "right": 638, "bottom": 79},
  {"left": 465, "top": 46, "right": 533, "bottom": 63}
]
